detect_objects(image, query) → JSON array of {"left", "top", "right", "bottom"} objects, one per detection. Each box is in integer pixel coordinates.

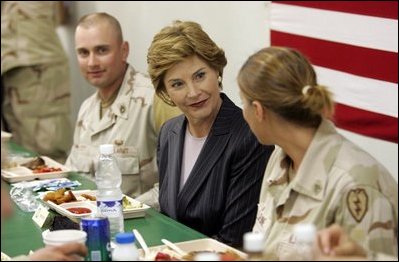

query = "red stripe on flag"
[
  {"left": 271, "top": 30, "right": 398, "bottom": 83},
  {"left": 277, "top": 1, "right": 398, "bottom": 19},
  {"left": 334, "top": 103, "right": 398, "bottom": 143}
]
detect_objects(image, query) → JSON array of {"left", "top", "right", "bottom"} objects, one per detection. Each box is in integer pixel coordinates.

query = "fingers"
[
  {"left": 56, "top": 242, "right": 88, "bottom": 257},
  {"left": 317, "top": 224, "right": 344, "bottom": 255},
  {"left": 332, "top": 241, "right": 366, "bottom": 257},
  {"left": 64, "top": 254, "right": 85, "bottom": 261},
  {"left": 333, "top": 242, "right": 358, "bottom": 256}
]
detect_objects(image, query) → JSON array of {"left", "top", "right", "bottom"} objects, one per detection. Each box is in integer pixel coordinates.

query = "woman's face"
[{"left": 164, "top": 55, "right": 222, "bottom": 125}]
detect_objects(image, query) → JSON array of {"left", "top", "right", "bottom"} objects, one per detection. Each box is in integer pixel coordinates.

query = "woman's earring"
[{"left": 218, "top": 76, "right": 223, "bottom": 88}]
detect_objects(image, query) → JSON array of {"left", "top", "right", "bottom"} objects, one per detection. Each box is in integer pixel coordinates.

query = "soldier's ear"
[
  {"left": 252, "top": 100, "right": 265, "bottom": 122},
  {"left": 121, "top": 41, "right": 129, "bottom": 62}
]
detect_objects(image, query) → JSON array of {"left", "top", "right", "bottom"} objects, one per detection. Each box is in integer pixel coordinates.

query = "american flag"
[{"left": 270, "top": 1, "right": 398, "bottom": 143}]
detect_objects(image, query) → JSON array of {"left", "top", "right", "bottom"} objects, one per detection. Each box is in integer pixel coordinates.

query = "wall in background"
[{"left": 56, "top": 1, "right": 397, "bottom": 181}]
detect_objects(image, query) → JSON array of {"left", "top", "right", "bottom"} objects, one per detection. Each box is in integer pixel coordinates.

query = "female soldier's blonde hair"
[
  {"left": 238, "top": 47, "right": 334, "bottom": 128},
  {"left": 147, "top": 20, "right": 227, "bottom": 106}
]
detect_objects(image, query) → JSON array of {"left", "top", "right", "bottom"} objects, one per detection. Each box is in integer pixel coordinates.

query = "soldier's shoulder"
[
  {"left": 329, "top": 139, "right": 394, "bottom": 191},
  {"left": 129, "top": 71, "right": 155, "bottom": 104},
  {"left": 77, "top": 92, "right": 98, "bottom": 115}
]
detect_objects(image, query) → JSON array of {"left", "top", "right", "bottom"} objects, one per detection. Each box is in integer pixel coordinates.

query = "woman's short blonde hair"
[
  {"left": 147, "top": 20, "right": 227, "bottom": 106},
  {"left": 238, "top": 47, "right": 334, "bottom": 128}
]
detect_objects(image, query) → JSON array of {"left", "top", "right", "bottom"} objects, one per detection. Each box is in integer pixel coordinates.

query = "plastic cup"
[{"left": 42, "top": 229, "right": 87, "bottom": 247}]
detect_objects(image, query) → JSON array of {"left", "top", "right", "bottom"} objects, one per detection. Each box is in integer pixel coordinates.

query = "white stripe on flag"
[
  {"left": 315, "top": 65, "right": 398, "bottom": 118},
  {"left": 271, "top": 3, "right": 398, "bottom": 52}
]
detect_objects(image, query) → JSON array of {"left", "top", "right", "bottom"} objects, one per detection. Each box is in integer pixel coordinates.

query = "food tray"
[
  {"left": 40, "top": 190, "right": 150, "bottom": 221},
  {"left": 138, "top": 238, "right": 248, "bottom": 261},
  {"left": 1, "top": 156, "right": 70, "bottom": 183}
]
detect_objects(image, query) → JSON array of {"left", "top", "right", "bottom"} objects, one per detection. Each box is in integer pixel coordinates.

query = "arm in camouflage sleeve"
[{"left": 335, "top": 185, "right": 398, "bottom": 257}]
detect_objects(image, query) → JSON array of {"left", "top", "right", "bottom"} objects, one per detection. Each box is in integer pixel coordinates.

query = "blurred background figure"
[{"left": 1, "top": 1, "right": 72, "bottom": 163}]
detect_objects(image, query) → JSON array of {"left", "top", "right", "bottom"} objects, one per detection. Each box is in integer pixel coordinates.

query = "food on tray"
[
  {"left": 122, "top": 196, "right": 143, "bottom": 209},
  {"left": 14, "top": 156, "right": 62, "bottom": 173},
  {"left": 184, "top": 250, "right": 243, "bottom": 261},
  {"left": 1, "top": 156, "right": 69, "bottom": 183},
  {"left": 21, "top": 157, "right": 45, "bottom": 169},
  {"left": 32, "top": 166, "right": 62, "bottom": 173},
  {"left": 80, "top": 193, "right": 96, "bottom": 201},
  {"left": 153, "top": 249, "right": 244, "bottom": 261},
  {"left": 66, "top": 207, "right": 92, "bottom": 214},
  {"left": 155, "top": 252, "right": 172, "bottom": 261},
  {"left": 43, "top": 188, "right": 77, "bottom": 204}
]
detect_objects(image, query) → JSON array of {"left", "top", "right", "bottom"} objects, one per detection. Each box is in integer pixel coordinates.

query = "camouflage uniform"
[
  {"left": 66, "top": 65, "right": 180, "bottom": 198},
  {"left": 1, "top": 1, "right": 71, "bottom": 162},
  {"left": 253, "top": 119, "right": 398, "bottom": 260}
]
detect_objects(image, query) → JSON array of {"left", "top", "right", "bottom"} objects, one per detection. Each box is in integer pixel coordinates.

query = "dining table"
[{"left": 1, "top": 141, "right": 206, "bottom": 257}]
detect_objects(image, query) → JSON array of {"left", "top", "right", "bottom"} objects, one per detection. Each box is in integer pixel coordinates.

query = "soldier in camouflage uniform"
[
  {"left": 66, "top": 13, "right": 181, "bottom": 199},
  {"left": 1, "top": 1, "right": 72, "bottom": 162},
  {"left": 237, "top": 47, "right": 398, "bottom": 260}
]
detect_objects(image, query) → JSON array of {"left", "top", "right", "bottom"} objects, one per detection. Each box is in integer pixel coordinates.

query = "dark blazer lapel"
[
  {"left": 177, "top": 94, "right": 236, "bottom": 215},
  {"left": 164, "top": 116, "right": 186, "bottom": 219}
]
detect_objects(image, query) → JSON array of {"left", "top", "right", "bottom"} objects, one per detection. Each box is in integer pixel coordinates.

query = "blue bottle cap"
[{"left": 115, "top": 232, "right": 135, "bottom": 244}]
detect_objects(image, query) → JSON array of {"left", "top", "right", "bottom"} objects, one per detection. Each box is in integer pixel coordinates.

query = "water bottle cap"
[
  {"left": 293, "top": 223, "right": 316, "bottom": 243},
  {"left": 100, "top": 144, "right": 114, "bottom": 155},
  {"left": 243, "top": 232, "right": 265, "bottom": 252},
  {"left": 115, "top": 232, "right": 135, "bottom": 244}
]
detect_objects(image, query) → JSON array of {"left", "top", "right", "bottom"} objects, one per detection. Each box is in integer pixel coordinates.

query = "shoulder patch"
[{"left": 346, "top": 188, "right": 368, "bottom": 223}]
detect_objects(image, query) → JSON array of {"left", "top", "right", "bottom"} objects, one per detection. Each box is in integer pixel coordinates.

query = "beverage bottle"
[
  {"left": 112, "top": 232, "right": 139, "bottom": 261},
  {"left": 293, "top": 223, "right": 317, "bottom": 260},
  {"left": 243, "top": 232, "right": 265, "bottom": 261},
  {"left": 81, "top": 216, "right": 111, "bottom": 261},
  {"left": 95, "top": 144, "right": 124, "bottom": 240}
]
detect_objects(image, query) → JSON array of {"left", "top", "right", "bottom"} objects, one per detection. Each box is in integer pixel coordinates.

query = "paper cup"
[{"left": 42, "top": 229, "right": 87, "bottom": 247}]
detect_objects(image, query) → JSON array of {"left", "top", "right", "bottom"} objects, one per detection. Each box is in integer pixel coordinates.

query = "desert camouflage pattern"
[
  {"left": 253, "top": 119, "right": 398, "bottom": 260},
  {"left": 1, "top": 2, "right": 71, "bottom": 162},
  {"left": 1, "top": 1, "right": 67, "bottom": 74},
  {"left": 66, "top": 65, "right": 180, "bottom": 198}
]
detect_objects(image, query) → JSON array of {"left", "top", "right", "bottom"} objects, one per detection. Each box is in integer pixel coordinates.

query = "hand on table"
[
  {"left": 29, "top": 242, "right": 87, "bottom": 261},
  {"left": 316, "top": 224, "right": 366, "bottom": 260}
]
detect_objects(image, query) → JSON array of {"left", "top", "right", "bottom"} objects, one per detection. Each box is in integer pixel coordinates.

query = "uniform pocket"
[
  {"left": 114, "top": 146, "right": 140, "bottom": 175},
  {"left": 65, "top": 144, "right": 95, "bottom": 173}
]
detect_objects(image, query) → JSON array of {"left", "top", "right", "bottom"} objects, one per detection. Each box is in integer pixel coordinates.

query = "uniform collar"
[
  {"left": 275, "top": 119, "right": 343, "bottom": 201},
  {"left": 291, "top": 119, "right": 343, "bottom": 201}
]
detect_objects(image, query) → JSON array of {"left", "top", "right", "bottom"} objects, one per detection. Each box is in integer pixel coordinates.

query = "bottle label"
[{"left": 97, "top": 200, "right": 123, "bottom": 218}]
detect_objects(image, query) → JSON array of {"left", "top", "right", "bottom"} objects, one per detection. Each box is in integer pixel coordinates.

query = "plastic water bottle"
[
  {"left": 95, "top": 144, "right": 124, "bottom": 240},
  {"left": 112, "top": 232, "right": 139, "bottom": 261},
  {"left": 293, "top": 223, "right": 317, "bottom": 260},
  {"left": 243, "top": 232, "right": 265, "bottom": 260}
]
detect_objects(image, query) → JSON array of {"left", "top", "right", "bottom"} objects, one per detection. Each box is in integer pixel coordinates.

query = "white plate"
[
  {"left": 40, "top": 190, "right": 150, "bottom": 221},
  {"left": 138, "top": 238, "right": 248, "bottom": 261},
  {"left": 1, "top": 156, "right": 70, "bottom": 183}
]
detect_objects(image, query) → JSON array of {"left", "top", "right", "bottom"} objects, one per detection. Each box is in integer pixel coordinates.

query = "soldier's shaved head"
[{"left": 77, "top": 12, "right": 123, "bottom": 43}]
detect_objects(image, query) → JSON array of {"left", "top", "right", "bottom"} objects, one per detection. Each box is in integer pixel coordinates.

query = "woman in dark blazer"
[{"left": 147, "top": 21, "right": 274, "bottom": 246}]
